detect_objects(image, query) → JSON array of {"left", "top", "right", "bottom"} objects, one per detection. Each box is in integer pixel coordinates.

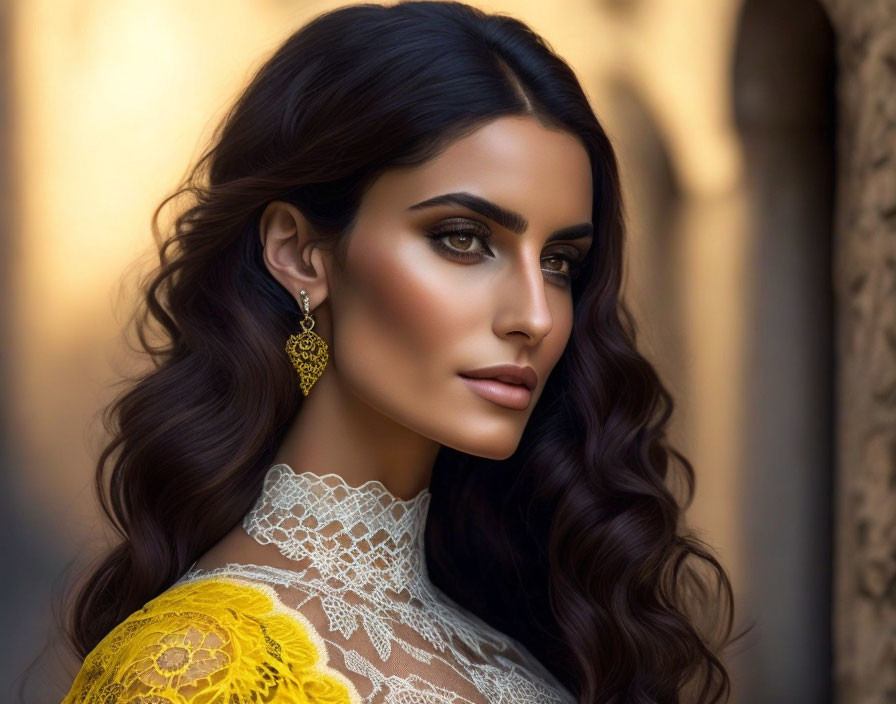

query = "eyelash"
[{"left": 425, "top": 223, "right": 585, "bottom": 283}]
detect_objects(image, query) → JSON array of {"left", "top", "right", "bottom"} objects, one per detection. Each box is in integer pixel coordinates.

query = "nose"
[{"left": 494, "top": 255, "right": 554, "bottom": 344}]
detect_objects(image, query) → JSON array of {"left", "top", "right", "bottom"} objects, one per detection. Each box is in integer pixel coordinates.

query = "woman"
[{"left": 61, "top": 1, "right": 735, "bottom": 702}]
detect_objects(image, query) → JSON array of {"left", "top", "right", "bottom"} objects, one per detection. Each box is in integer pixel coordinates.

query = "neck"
[{"left": 274, "top": 370, "right": 442, "bottom": 500}]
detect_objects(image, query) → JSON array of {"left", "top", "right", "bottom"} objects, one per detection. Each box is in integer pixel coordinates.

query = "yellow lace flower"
[{"left": 62, "top": 576, "right": 362, "bottom": 704}]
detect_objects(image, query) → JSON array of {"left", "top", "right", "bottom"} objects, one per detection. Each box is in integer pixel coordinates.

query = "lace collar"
[{"left": 242, "top": 463, "right": 432, "bottom": 597}]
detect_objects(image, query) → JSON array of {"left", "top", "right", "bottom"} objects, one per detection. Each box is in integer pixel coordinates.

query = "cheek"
[
  {"left": 329, "top": 225, "right": 576, "bottom": 456},
  {"left": 556, "top": 299, "right": 574, "bottom": 354},
  {"left": 331, "top": 233, "right": 466, "bottom": 396}
]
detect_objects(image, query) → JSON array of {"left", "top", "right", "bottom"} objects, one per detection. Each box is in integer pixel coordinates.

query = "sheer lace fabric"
[
  {"left": 180, "top": 464, "right": 573, "bottom": 703},
  {"left": 62, "top": 576, "right": 360, "bottom": 703},
  {"left": 62, "top": 463, "right": 575, "bottom": 703}
]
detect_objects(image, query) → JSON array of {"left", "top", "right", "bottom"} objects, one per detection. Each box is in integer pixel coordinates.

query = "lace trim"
[
  {"left": 177, "top": 564, "right": 574, "bottom": 704},
  {"left": 63, "top": 575, "right": 363, "bottom": 704},
  {"left": 242, "top": 464, "right": 431, "bottom": 597},
  {"left": 170, "top": 464, "right": 576, "bottom": 703}
]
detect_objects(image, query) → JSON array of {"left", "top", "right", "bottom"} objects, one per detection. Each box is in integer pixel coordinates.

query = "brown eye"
[
  {"left": 425, "top": 218, "right": 494, "bottom": 262},
  {"left": 542, "top": 255, "right": 570, "bottom": 274},
  {"left": 425, "top": 218, "right": 584, "bottom": 288},
  {"left": 444, "top": 232, "right": 482, "bottom": 252},
  {"left": 542, "top": 247, "right": 585, "bottom": 282}
]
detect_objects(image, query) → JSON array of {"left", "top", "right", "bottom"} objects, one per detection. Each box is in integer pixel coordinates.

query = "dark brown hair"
[{"left": 61, "top": 2, "right": 737, "bottom": 701}]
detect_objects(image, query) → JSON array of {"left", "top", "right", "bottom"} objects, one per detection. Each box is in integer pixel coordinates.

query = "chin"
[{"left": 446, "top": 432, "right": 521, "bottom": 461}]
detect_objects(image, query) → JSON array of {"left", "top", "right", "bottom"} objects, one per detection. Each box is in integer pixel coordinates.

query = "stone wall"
[{"left": 820, "top": 1, "right": 896, "bottom": 701}]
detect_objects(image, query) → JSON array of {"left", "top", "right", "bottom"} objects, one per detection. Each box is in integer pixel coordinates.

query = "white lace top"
[{"left": 174, "top": 463, "right": 575, "bottom": 703}]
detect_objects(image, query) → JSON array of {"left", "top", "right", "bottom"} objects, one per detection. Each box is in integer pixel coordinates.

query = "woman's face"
[{"left": 325, "top": 115, "right": 593, "bottom": 459}]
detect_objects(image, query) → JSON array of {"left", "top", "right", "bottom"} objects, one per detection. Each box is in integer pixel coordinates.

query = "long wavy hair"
[{"left": 61, "top": 2, "right": 737, "bottom": 701}]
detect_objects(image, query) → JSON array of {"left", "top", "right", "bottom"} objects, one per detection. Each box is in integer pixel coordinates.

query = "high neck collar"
[{"left": 242, "top": 463, "right": 432, "bottom": 596}]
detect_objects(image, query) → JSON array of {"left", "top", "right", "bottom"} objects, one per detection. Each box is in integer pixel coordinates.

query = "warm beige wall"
[
  {"left": 7, "top": 0, "right": 760, "bottom": 699},
  {"left": 9, "top": 0, "right": 357, "bottom": 538}
]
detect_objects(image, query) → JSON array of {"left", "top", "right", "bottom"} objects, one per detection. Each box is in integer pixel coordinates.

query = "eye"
[
  {"left": 424, "top": 219, "right": 493, "bottom": 262},
  {"left": 424, "top": 218, "right": 586, "bottom": 285},
  {"left": 542, "top": 249, "right": 586, "bottom": 281}
]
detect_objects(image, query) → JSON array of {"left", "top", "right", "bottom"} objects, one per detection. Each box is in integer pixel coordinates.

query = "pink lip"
[
  {"left": 459, "top": 375, "right": 533, "bottom": 410},
  {"left": 458, "top": 364, "right": 538, "bottom": 391}
]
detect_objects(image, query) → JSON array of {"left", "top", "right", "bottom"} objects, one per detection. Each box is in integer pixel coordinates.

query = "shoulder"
[{"left": 62, "top": 575, "right": 361, "bottom": 703}]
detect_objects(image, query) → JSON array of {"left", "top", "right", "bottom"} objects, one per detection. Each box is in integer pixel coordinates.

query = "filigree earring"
[{"left": 285, "top": 289, "right": 329, "bottom": 396}]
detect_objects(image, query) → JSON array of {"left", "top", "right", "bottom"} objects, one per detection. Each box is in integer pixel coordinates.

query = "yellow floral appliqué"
[{"left": 62, "top": 576, "right": 362, "bottom": 704}]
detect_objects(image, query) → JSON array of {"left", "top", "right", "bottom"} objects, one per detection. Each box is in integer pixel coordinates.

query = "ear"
[{"left": 258, "top": 201, "right": 329, "bottom": 311}]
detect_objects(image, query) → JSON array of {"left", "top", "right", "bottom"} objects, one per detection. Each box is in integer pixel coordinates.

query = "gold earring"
[{"left": 285, "top": 289, "right": 329, "bottom": 396}]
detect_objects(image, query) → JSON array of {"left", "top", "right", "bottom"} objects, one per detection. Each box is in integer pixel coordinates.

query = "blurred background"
[{"left": 2, "top": 0, "right": 892, "bottom": 702}]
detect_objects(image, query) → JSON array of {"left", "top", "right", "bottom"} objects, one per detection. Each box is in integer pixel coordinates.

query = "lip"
[
  {"left": 458, "top": 364, "right": 538, "bottom": 411},
  {"left": 459, "top": 364, "right": 538, "bottom": 390}
]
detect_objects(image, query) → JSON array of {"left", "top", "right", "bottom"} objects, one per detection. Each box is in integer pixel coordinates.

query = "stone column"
[{"left": 820, "top": 1, "right": 896, "bottom": 701}]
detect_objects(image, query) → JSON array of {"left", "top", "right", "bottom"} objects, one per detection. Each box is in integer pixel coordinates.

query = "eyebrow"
[{"left": 407, "top": 191, "right": 594, "bottom": 243}]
